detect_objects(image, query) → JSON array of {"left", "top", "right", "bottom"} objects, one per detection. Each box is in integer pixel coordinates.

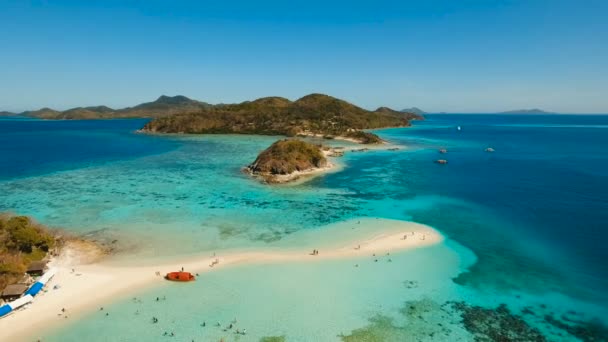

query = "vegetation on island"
[
  {"left": 0, "top": 214, "right": 56, "bottom": 291},
  {"left": 343, "top": 130, "right": 383, "bottom": 144},
  {"left": 11, "top": 93, "right": 423, "bottom": 143},
  {"left": 247, "top": 139, "right": 327, "bottom": 183},
  {"left": 13, "top": 94, "right": 424, "bottom": 133},
  {"left": 142, "top": 94, "right": 422, "bottom": 142}
]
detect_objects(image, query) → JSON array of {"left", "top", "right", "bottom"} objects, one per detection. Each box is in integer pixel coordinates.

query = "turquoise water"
[
  {"left": 1, "top": 115, "right": 608, "bottom": 340},
  {"left": 47, "top": 241, "right": 476, "bottom": 342}
]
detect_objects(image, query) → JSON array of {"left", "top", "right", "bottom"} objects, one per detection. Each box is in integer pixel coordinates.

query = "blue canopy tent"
[
  {"left": 0, "top": 304, "right": 11, "bottom": 317},
  {"left": 24, "top": 282, "right": 43, "bottom": 297}
]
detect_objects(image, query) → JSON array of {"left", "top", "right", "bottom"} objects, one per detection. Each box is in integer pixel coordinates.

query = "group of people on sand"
[
  {"left": 401, "top": 231, "right": 426, "bottom": 241},
  {"left": 58, "top": 307, "right": 68, "bottom": 319},
  {"left": 209, "top": 258, "right": 220, "bottom": 267},
  {"left": 310, "top": 249, "right": 319, "bottom": 256}
]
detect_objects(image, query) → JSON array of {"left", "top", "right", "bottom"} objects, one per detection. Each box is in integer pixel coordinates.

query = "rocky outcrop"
[{"left": 246, "top": 139, "right": 329, "bottom": 183}]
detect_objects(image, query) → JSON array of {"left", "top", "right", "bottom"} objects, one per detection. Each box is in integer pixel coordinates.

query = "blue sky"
[{"left": 1, "top": 0, "right": 607, "bottom": 113}]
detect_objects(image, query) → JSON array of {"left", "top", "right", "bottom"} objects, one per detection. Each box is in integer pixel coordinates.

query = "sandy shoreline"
[{"left": 0, "top": 219, "right": 442, "bottom": 341}]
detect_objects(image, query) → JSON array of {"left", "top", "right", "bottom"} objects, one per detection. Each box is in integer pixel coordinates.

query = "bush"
[{"left": 0, "top": 214, "right": 56, "bottom": 291}]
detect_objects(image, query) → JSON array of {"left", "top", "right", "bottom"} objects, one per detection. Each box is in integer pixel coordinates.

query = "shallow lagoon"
[{"left": 46, "top": 240, "right": 476, "bottom": 342}]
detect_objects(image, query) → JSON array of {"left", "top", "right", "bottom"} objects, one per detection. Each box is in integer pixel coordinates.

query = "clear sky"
[{"left": 1, "top": 0, "right": 607, "bottom": 113}]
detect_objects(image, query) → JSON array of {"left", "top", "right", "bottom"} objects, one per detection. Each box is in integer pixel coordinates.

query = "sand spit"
[{"left": 0, "top": 218, "right": 442, "bottom": 341}]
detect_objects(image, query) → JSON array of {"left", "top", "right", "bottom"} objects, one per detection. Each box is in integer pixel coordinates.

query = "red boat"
[{"left": 165, "top": 271, "right": 196, "bottom": 282}]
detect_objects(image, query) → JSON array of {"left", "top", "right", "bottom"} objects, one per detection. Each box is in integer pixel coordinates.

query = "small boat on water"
[
  {"left": 457, "top": 126, "right": 461, "bottom": 131},
  {"left": 165, "top": 271, "right": 196, "bottom": 282},
  {"left": 485, "top": 147, "right": 495, "bottom": 152},
  {"left": 439, "top": 148, "right": 447, "bottom": 154},
  {"left": 435, "top": 159, "right": 448, "bottom": 165}
]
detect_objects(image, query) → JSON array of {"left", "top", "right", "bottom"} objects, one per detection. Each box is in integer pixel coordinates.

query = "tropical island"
[
  {"left": 6, "top": 93, "right": 423, "bottom": 184},
  {"left": 141, "top": 94, "right": 422, "bottom": 143},
  {"left": 138, "top": 94, "right": 423, "bottom": 182},
  {"left": 400, "top": 107, "right": 427, "bottom": 115},
  {"left": 246, "top": 139, "right": 331, "bottom": 183},
  {"left": 498, "top": 108, "right": 555, "bottom": 114},
  {"left": 8, "top": 94, "right": 423, "bottom": 128}
]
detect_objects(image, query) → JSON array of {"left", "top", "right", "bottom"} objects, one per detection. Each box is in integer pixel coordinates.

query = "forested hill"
[{"left": 141, "top": 93, "right": 422, "bottom": 138}]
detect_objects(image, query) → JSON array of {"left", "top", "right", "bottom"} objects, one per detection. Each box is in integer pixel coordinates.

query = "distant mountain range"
[
  {"left": 498, "top": 109, "right": 555, "bottom": 114},
  {"left": 14, "top": 95, "right": 213, "bottom": 120},
  {"left": 400, "top": 107, "right": 426, "bottom": 115},
  {"left": 3, "top": 101, "right": 566, "bottom": 118},
  {"left": 3, "top": 95, "right": 425, "bottom": 123}
]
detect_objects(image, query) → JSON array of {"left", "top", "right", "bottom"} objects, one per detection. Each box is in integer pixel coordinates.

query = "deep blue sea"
[
  {"left": 364, "top": 115, "right": 608, "bottom": 301},
  {"left": 1, "top": 114, "right": 607, "bottom": 341}
]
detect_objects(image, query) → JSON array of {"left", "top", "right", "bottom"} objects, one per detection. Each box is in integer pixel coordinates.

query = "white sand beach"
[{"left": 0, "top": 219, "right": 442, "bottom": 341}]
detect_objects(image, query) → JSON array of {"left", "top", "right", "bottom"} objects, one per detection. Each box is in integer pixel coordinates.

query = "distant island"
[
  {"left": 0, "top": 111, "right": 16, "bottom": 116},
  {"left": 15, "top": 95, "right": 212, "bottom": 120},
  {"left": 400, "top": 107, "right": 426, "bottom": 115},
  {"left": 246, "top": 139, "right": 331, "bottom": 184},
  {"left": 141, "top": 94, "right": 422, "bottom": 143},
  {"left": 498, "top": 109, "right": 555, "bottom": 114}
]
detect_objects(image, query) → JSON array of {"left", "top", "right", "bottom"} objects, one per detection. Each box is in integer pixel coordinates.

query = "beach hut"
[
  {"left": 26, "top": 260, "right": 48, "bottom": 276},
  {"left": 1, "top": 284, "right": 28, "bottom": 302}
]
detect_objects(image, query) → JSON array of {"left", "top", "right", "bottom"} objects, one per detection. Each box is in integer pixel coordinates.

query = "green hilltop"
[
  {"left": 247, "top": 139, "right": 327, "bottom": 182},
  {"left": 142, "top": 93, "right": 422, "bottom": 141}
]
